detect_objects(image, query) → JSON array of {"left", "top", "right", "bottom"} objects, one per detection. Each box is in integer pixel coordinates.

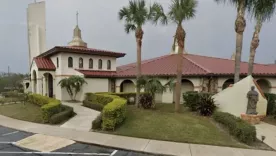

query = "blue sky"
[{"left": 0, "top": 0, "right": 276, "bottom": 73}]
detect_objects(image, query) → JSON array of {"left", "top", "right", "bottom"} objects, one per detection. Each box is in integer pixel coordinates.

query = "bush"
[
  {"left": 92, "top": 114, "right": 102, "bottom": 130},
  {"left": 83, "top": 100, "right": 104, "bottom": 111},
  {"left": 85, "top": 93, "right": 112, "bottom": 106},
  {"left": 183, "top": 92, "right": 216, "bottom": 116},
  {"left": 197, "top": 94, "right": 216, "bottom": 116},
  {"left": 213, "top": 112, "right": 256, "bottom": 144},
  {"left": 27, "top": 94, "right": 63, "bottom": 123},
  {"left": 264, "top": 93, "right": 276, "bottom": 115},
  {"left": 139, "top": 94, "right": 153, "bottom": 109},
  {"left": 102, "top": 96, "right": 127, "bottom": 130},
  {"left": 183, "top": 91, "right": 200, "bottom": 111},
  {"left": 49, "top": 105, "right": 74, "bottom": 124}
]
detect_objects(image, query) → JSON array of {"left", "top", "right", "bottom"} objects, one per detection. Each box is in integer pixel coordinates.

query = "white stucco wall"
[
  {"left": 54, "top": 53, "right": 117, "bottom": 76},
  {"left": 213, "top": 76, "right": 267, "bottom": 117}
]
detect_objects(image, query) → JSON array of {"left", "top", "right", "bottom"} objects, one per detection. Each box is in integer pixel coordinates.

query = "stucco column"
[
  {"left": 36, "top": 78, "right": 43, "bottom": 95},
  {"left": 115, "top": 86, "right": 120, "bottom": 93}
]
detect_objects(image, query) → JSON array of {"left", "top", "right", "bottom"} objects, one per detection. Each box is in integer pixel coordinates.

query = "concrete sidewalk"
[
  {"left": 255, "top": 122, "right": 276, "bottom": 150},
  {"left": 0, "top": 115, "right": 275, "bottom": 156},
  {"left": 60, "top": 102, "right": 100, "bottom": 131}
]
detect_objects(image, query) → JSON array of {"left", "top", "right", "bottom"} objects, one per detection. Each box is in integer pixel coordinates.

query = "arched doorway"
[
  {"left": 120, "top": 80, "right": 135, "bottom": 92},
  {"left": 222, "top": 79, "right": 234, "bottom": 90},
  {"left": 32, "top": 70, "right": 37, "bottom": 93},
  {"left": 174, "top": 79, "right": 194, "bottom": 103},
  {"left": 256, "top": 79, "right": 271, "bottom": 93},
  {"left": 44, "top": 73, "right": 54, "bottom": 97}
]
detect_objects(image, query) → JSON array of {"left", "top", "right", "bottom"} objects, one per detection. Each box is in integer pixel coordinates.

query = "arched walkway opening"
[
  {"left": 120, "top": 80, "right": 135, "bottom": 92},
  {"left": 256, "top": 79, "right": 271, "bottom": 93},
  {"left": 222, "top": 79, "right": 234, "bottom": 90},
  {"left": 32, "top": 70, "right": 37, "bottom": 93},
  {"left": 44, "top": 73, "right": 54, "bottom": 97},
  {"left": 174, "top": 79, "right": 194, "bottom": 103}
]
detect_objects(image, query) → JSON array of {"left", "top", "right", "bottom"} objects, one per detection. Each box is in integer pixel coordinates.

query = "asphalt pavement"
[{"left": 0, "top": 126, "right": 159, "bottom": 156}]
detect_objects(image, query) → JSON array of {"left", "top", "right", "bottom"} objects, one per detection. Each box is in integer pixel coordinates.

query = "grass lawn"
[
  {"left": 0, "top": 103, "right": 43, "bottom": 123},
  {"left": 263, "top": 116, "right": 276, "bottom": 126},
  {"left": 106, "top": 104, "right": 246, "bottom": 148}
]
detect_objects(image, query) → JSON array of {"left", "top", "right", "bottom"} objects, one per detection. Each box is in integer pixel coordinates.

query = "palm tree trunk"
[
  {"left": 234, "top": 2, "right": 246, "bottom": 83},
  {"left": 135, "top": 28, "right": 144, "bottom": 108},
  {"left": 248, "top": 18, "right": 262, "bottom": 76},
  {"left": 174, "top": 24, "right": 186, "bottom": 113}
]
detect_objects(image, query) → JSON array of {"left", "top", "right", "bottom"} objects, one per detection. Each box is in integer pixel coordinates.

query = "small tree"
[
  {"left": 137, "top": 76, "right": 174, "bottom": 108},
  {"left": 58, "top": 76, "right": 87, "bottom": 101}
]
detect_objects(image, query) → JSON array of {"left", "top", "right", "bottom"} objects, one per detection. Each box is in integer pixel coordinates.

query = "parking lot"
[{"left": 0, "top": 126, "right": 156, "bottom": 156}]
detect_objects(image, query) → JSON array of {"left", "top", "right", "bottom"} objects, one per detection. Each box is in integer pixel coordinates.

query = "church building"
[{"left": 26, "top": 1, "right": 276, "bottom": 103}]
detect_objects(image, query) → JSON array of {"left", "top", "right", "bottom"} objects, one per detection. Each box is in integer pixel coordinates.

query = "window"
[
  {"left": 98, "top": 59, "right": 102, "bottom": 69},
  {"left": 79, "top": 57, "right": 83, "bottom": 68},
  {"left": 56, "top": 57, "right": 59, "bottom": 68},
  {"left": 107, "top": 60, "right": 111, "bottom": 70},
  {"left": 89, "top": 58, "right": 93, "bottom": 69},
  {"left": 68, "top": 57, "right": 73, "bottom": 68}
]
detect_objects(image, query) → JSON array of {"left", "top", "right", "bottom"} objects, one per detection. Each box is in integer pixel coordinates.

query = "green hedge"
[
  {"left": 264, "top": 93, "right": 276, "bottom": 115},
  {"left": 102, "top": 95, "right": 127, "bottom": 130},
  {"left": 92, "top": 114, "right": 102, "bottom": 130},
  {"left": 49, "top": 105, "right": 74, "bottom": 124},
  {"left": 83, "top": 100, "right": 104, "bottom": 111},
  {"left": 95, "top": 92, "right": 151, "bottom": 105},
  {"left": 27, "top": 94, "right": 65, "bottom": 123},
  {"left": 87, "top": 93, "right": 127, "bottom": 130},
  {"left": 212, "top": 111, "right": 256, "bottom": 144}
]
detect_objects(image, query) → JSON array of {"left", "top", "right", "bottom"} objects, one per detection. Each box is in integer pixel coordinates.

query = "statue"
[{"left": 246, "top": 86, "right": 259, "bottom": 115}]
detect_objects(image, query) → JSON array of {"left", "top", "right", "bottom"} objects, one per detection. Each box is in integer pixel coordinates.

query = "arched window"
[
  {"left": 68, "top": 57, "right": 73, "bottom": 68},
  {"left": 98, "top": 59, "right": 102, "bottom": 69},
  {"left": 79, "top": 57, "right": 83, "bottom": 68},
  {"left": 56, "top": 57, "right": 59, "bottom": 68},
  {"left": 107, "top": 60, "right": 111, "bottom": 70},
  {"left": 89, "top": 58, "right": 93, "bottom": 69}
]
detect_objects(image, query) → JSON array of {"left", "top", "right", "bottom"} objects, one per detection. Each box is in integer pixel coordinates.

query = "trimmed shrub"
[
  {"left": 139, "top": 94, "right": 153, "bottom": 109},
  {"left": 264, "top": 93, "right": 276, "bottom": 115},
  {"left": 83, "top": 100, "right": 104, "bottom": 111},
  {"left": 183, "top": 92, "right": 216, "bottom": 116},
  {"left": 49, "top": 105, "right": 74, "bottom": 124},
  {"left": 183, "top": 91, "right": 200, "bottom": 111},
  {"left": 85, "top": 93, "right": 112, "bottom": 106},
  {"left": 102, "top": 96, "right": 127, "bottom": 130},
  {"left": 92, "top": 114, "right": 102, "bottom": 130},
  {"left": 213, "top": 111, "right": 256, "bottom": 144},
  {"left": 27, "top": 94, "right": 64, "bottom": 123},
  {"left": 197, "top": 94, "right": 216, "bottom": 116}
]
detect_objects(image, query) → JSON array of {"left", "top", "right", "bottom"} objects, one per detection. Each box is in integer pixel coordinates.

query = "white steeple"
[{"left": 68, "top": 12, "right": 87, "bottom": 48}]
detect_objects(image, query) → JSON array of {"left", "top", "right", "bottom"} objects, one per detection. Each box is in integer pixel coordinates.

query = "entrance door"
[{"left": 48, "top": 74, "right": 53, "bottom": 98}]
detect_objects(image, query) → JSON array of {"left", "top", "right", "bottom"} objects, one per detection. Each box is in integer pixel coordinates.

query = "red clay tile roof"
[
  {"left": 34, "top": 57, "right": 56, "bottom": 71},
  {"left": 38, "top": 46, "right": 126, "bottom": 58},
  {"left": 116, "top": 54, "right": 276, "bottom": 77},
  {"left": 76, "top": 70, "right": 116, "bottom": 78}
]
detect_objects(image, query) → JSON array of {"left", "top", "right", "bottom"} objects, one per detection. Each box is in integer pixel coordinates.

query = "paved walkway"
[
  {"left": 0, "top": 115, "right": 275, "bottom": 156},
  {"left": 255, "top": 122, "right": 276, "bottom": 150},
  {"left": 60, "top": 102, "right": 100, "bottom": 131}
]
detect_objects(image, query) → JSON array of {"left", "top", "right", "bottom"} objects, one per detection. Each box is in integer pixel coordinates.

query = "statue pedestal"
[{"left": 240, "top": 114, "right": 265, "bottom": 125}]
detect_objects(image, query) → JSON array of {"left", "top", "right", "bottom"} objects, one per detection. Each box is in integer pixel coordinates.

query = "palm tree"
[
  {"left": 248, "top": 0, "right": 276, "bottom": 75},
  {"left": 215, "top": 0, "right": 253, "bottom": 83},
  {"left": 58, "top": 76, "right": 87, "bottom": 101},
  {"left": 137, "top": 76, "right": 174, "bottom": 108},
  {"left": 118, "top": 0, "right": 152, "bottom": 108},
  {"left": 151, "top": 0, "right": 197, "bottom": 112}
]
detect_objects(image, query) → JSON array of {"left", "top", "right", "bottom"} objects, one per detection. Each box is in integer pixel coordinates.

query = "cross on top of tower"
[{"left": 76, "top": 11, "right": 79, "bottom": 26}]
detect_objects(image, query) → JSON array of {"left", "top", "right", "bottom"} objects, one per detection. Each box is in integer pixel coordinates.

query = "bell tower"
[{"left": 68, "top": 12, "right": 87, "bottom": 47}]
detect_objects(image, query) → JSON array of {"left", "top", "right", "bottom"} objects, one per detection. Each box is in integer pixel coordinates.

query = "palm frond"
[
  {"left": 168, "top": 0, "right": 198, "bottom": 24},
  {"left": 124, "top": 23, "right": 137, "bottom": 33},
  {"left": 118, "top": 7, "right": 132, "bottom": 23},
  {"left": 149, "top": 2, "right": 168, "bottom": 25},
  {"left": 249, "top": 0, "right": 276, "bottom": 22}
]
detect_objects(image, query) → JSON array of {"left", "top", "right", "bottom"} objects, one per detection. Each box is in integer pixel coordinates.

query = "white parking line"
[
  {"left": 0, "top": 151, "right": 111, "bottom": 155},
  {"left": 1, "top": 131, "right": 19, "bottom": 136},
  {"left": 0, "top": 142, "right": 14, "bottom": 144},
  {"left": 110, "top": 150, "right": 118, "bottom": 156}
]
